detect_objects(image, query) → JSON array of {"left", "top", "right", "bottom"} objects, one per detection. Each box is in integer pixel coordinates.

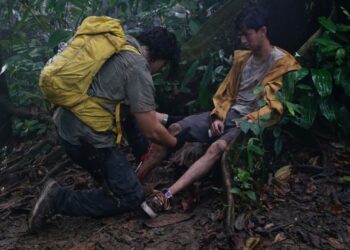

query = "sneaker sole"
[
  {"left": 28, "top": 180, "right": 56, "bottom": 232},
  {"left": 140, "top": 201, "right": 157, "bottom": 218}
]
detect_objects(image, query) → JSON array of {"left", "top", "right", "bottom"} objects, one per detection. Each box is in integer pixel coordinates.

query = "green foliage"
[
  {"left": 278, "top": 8, "right": 350, "bottom": 134},
  {"left": 14, "top": 119, "right": 48, "bottom": 137},
  {"left": 228, "top": 136, "right": 265, "bottom": 202},
  {"left": 228, "top": 7, "right": 350, "bottom": 207},
  {"left": 342, "top": 176, "right": 350, "bottom": 183},
  {"left": 0, "top": 0, "right": 227, "bottom": 137}
]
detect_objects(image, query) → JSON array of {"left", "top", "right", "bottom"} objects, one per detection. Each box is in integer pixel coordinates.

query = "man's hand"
[
  {"left": 134, "top": 111, "right": 176, "bottom": 147},
  {"left": 165, "top": 115, "right": 184, "bottom": 128},
  {"left": 211, "top": 119, "right": 224, "bottom": 137},
  {"left": 173, "top": 127, "right": 191, "bottom": 150},
  {"left": 156, "top": 112, "right": 184, "bottom": 128}
]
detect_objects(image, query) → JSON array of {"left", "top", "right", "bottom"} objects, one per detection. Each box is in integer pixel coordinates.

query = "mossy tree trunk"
[{"left": 182, "top": 0, "right": 332, "bottom": 61}]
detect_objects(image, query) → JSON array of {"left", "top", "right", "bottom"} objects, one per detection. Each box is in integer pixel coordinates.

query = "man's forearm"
[
  {"left": 134, "top": 111, "right": 176, "bottom": 148},
  {"left": 145, "top": 122, "right": 176, "bottom": 147}
]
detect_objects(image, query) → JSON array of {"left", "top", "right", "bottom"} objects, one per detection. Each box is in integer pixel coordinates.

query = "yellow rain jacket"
[{"left": 210, "top": 48, "right": 301, "bottom": 126}]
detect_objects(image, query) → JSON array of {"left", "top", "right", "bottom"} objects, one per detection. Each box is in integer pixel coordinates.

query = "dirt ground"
[{"left": 0, "top": 137, "right": 349, "bottom": 250}]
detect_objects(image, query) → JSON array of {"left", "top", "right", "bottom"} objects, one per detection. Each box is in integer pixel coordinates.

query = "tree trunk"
[
  {"left": 181, "top": 0, "right": 245, "bottom": 60},
  {"left": 182, "top": 0, "right": 332, "bottom": 60}
]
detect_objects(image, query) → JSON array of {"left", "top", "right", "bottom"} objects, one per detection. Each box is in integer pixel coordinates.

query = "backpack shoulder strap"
[{"left": 120, "top": 44, "right": 141, "bottom": 55}]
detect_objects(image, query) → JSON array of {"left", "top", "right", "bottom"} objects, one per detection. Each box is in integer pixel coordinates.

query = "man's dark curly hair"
[
  {"left": 235, "top": 5, "right": 269, "bottom": 33},
  {"left": 136, "top": 27, "right": 180, "bottom": 78}
]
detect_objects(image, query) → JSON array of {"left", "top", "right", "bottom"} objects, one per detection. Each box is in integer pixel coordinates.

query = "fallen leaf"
[
  {"left": 264, "top": 223, "right": 274, "bottom": 230},
  {"left": 331, "top": 203, "right": 346, "bottom": 215},
  {"left": 308, "top": 156, "right": 319, "bottom": 166},
  {"left": 327, "top": 238, "right": 346, "bottom": 249},
  {"left": 272, "top": 179, "right": 290, "bottom": 196},
  {"left": 273, "top": 232, "right": 286, "bottom": 244},
  {"left": 274, "top": 165, "right": 291, "bottom": 181},
  {"left": 244, "top": 236, "right": 260, "bottom": 250}
]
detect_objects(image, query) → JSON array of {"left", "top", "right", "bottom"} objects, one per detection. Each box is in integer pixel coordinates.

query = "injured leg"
[{"left": 136, "top": 123, "right": 182, "bottom": 181}]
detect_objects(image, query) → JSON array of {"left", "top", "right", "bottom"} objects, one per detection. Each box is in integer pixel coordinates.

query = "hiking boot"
[
  {"left": 28, "top": 179, "right": 59, "bottom": 233},
  {"left": 141, "top": 190, "right": 171, "bottom": 218}
]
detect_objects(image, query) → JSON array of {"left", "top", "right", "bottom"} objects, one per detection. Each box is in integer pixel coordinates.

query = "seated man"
[{"left": 139, "top": 5, "right": 301, "bottom": 217}]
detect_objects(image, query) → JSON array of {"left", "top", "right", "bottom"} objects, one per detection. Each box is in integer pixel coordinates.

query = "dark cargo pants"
[{"left": 54, "top": 139, "right": 145, "bottom": 217}]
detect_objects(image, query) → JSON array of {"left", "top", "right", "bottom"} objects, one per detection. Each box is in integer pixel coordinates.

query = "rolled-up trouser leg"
[{"left": 54, "top": 139, "right": 144, "bottom": 217}]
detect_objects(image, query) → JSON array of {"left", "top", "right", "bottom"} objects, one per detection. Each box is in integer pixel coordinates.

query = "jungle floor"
[{"left": 0, "top": 132, "right": 349, "bottom": 250}]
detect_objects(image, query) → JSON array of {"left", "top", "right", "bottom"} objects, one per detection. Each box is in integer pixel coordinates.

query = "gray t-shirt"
[
  {"left": 53, "top": 36, "right": 156, "bottom": 148},
  {"left": 232, "top": 47, "right": 285, "bottom": 115}
]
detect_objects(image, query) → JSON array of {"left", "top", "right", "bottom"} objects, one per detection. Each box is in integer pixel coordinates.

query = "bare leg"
[
  {"left": 169, "top": 139, "right": 227, "bottom": 195},
  {"left": 136, "top": 144, "right": 167, "bottom": 180},
  {"left": 136, "top": 123, "right": 182, "bottom": 181}
]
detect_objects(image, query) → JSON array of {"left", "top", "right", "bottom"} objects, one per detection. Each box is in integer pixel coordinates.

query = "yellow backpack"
[{"left": 39, "top": 16, "right": 140, "bottom": 144}]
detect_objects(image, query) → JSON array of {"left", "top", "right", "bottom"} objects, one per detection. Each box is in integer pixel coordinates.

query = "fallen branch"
[
  {"left": 221, "top": 141, "right": 235, "bottom": 235},
  {"left": 0, "top": 98, "right": 51, "bottom": 122},
  {"left": 35, "top": 158, "right": 71, "bottom": 188},
  {"left": 0, "top": 139, "right": 50, "bottom": 175},
  {"left": 37, "top": 145, "right": 65, "bottom": 165}
]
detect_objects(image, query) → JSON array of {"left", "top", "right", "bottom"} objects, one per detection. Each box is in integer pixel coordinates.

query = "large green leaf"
[
  {"left": 333, "top": 67, "right": 350, "bottom": 96},
  {"left": 283, "top": 68, "right": 309, "bottom": 101},
  {"left": 294, "top": 68, "right": 309, "bottom": 81},
  {"left": 318, "top": 17, "right": 337, "bottom": 33},
  {"left": 335, "top": 48, "right": 346, "bottom": 65},
  {"left": 341, "top": 6, "right": 350, "bottom": 21},
  {"left": 285, "top": 101, "right": 302, "bottom": 116},
  {"left": 299, "top": 94, "right": 317, "bottom": 128},
  {"left": 337, "top": 24, "right": 350, "bottom": 33},
  {"left": 315, "top": 38, "right": 342, "bottom": 48},
  {"left": 319, "top": 98, "right": 337, "bottom": 122},
  {"left": 244, "top": 190, "right": 256, "bottom": 201},
  {"left": 282, "top": 72, "right": 296, "bottom": 101},
  {"left": 230, "top": 187, "right": 241, "bottom": 194},
  {"left": 333, "top": 67, "right": 346, "bottom": 86},
  {"left": 315, "top": 38, "right": 342, "bottom": 54},
  {"left": 311, "top": 69, "right": 333, "bottom": 97},
  {"left": 239, "top": 120, "right": 251, "bottom": 134}
]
